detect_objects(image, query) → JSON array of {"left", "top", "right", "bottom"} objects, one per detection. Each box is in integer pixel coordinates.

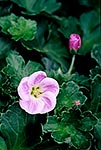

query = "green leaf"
[
  {"left": 79, "top": 11, "right": 101, "bottom": 55},
  {"left": 57, "top": 81, "right": 87, "bottom": 111},
  {"left": 22, "top": 60, "right": 44, "bottom": 76},
  {"left": 0, "top": 14, "right": 37, "bottom": 41},
  {"left": 43, "top": 34, "right": 70, "bottom": 72},
  {"left": 0, "top": 137, "right": 7, "bottom": 150},
  {"left": 80, "top": 11, "right": 99, "bottom": 35},
  {"left": 0, "top": 37, "right": 12, "bottom": 60},
  {"left": 0, "top": 103, "right": 41, "bottom": 150},
  {"left": 8, "top": 17, "right": 37, "bottom": 41},
  {"left": 58, "top": 16, "right": 81, "bottom": 38},
  {"left": 61, "top": 110, "right": 81, "bottom": 125},
  {"left": 2, "top": 51, "right": 43, "bottom": 88},
  {"left": 94, "top": 118, "right": 101, "bottom": 150},
  {"left": 44, "top": 69, "right": 68, "bottom": 85},
  {"left": 43, "top": 116, "right": 91, "bottom": 149},
  {"left": 90, "top": 74, "right": 101, "bottom": 113},
  {"left": 0, "top": 13, "right": 18, "bottom": 34},
  {"left": 79, "top": 111, "right": 98, "bottom": 131},
  {"left": 0, "top": 74, "right": 19, "bottom": 106},
  {"left": 78, "top": 0, "right": 100, "bottom": 8},
  {"left": 21, "top": 20, "right": 47, "bottom": 51},
  {"left": 11, "top": 0, "right": 61, "bottom": 15},
  {"left": 68, "top": 73, "right": 89, "bottom": 87},
  {"left": 90, "top": 66, "right": 101, "bottom": 79},
  {"left": 0, "top": 3, "right": 12, "bottom": 17},
  {"left": 45, "top": 70, "right": 89, "bottom": 87},
  {"left": 62, "top": 110, "right": 97, "bottom": 132},
  {"left": 91, "top": 45, "right": 101, "bottom": 67},
  {"left": 2, "top": 51, "right": 25, "bottom": 87}
]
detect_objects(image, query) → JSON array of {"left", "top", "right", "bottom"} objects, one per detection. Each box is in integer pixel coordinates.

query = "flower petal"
[
  {"left": 40, "top": 91, "right": 57, "bottom": 114},
  {"left": 19, "top": 98, "right": 44, "bottom": 114},
  {"left": 17, "top": 77, "right": 30, "bottom": 101},
  {"left": 69, "top": 33, "right": 81, "bottom": 51},
  {"left": 28, "top": 71, "right": 47, "bottom": 87},
  {"left": 40, "top": 77, "right": 59, "bottom": 96}
]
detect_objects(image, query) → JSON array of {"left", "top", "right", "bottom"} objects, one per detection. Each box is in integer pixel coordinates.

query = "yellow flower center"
[{"left": 30, "top": 86, "right": 42, "bottom": 98}]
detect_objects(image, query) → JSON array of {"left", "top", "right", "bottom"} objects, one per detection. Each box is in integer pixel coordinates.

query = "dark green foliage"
[
  {"left": 11, "top": 0, "right": 61, "bottom": 15},
  {"left": 0, "top": 103, "right": 42, "bottom": 150},
  {"left": 0, "top": 0, "right": 100, "bottom": 150}
]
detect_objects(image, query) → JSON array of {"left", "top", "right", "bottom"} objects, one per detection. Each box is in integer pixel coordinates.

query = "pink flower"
[
  {"left": 69, "top": 33, "right": 81, "bottom": 51},
  {"left": 74, "top": 100, "right": 81, "bottom": 106},
  {"left": 17, "top": 71, "right": 59, "bottom": 114}
]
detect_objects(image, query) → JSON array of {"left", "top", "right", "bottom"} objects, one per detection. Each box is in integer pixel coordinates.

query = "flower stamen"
[{"left": 31, "top": 86, "right": 42, "bottom": 98}]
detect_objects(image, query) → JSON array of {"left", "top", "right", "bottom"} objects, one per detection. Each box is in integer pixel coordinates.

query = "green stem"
[
  {"left": 67, "top": 55, "right": 75, "bottom": 75},
  {"left": 95, "top": 96, "right": 100, "bottom": 114}
]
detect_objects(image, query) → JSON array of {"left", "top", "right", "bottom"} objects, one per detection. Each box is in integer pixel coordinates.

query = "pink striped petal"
[
  {"left": 40, "top": 77, "right": 59, "bottom": 97},
  {"left": 19, "top": 98, "right": 44, "bottom": 114},
  {"left": 17, "top": 77, "right": 30, "bottom": 101},
  {"left": 40, "top": 91, "right": 57, "bottom": 114},
  {"left": 28, "top": 71, "right": 47, "bottom": 87}
]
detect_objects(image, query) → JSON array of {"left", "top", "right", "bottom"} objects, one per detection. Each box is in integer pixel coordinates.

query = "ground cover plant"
[{"left": 0, "top": 0, "right": 101, "bottom": 150}]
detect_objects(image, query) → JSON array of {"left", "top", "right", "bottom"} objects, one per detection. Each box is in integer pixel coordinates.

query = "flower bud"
[
  {"left": 74, "top": 100, "right": 81, "bottom": 106},
  {"left": 69, "top": 34, "right": 81, "bottom": 51}
]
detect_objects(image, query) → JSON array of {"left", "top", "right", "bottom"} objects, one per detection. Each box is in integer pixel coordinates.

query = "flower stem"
[{"left": 67, "top": 55, "right": 75, "bottom": 76}]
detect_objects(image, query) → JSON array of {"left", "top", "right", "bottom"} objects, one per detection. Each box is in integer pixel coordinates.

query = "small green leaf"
[
  {"left": 61, "top": 110, "right": 82, "bottom": 130},
  {"left": 91, "top": 45, "right": 101, "bottom": 67},
  {"left": 58, "top": 16, "right": 81, "bottom": 38},
  {"left": 11, "top": 0, "right": 61, "bottom": 15},
  {"left": 0, "top": 13, "right": 18, "bottom": 34},
  {"left": 94, "top": 118, "right": 101, "bottom": 150},
  {"left": 2, "top": 51, "right": 43, "bottom": 88},
  {"left": 57, "top": 81, "right": 87, "bottom": 111},
  {"left": 8, "top": 17, "right": 37, "bottom": 41},
  {"left": 68, "top": 73, "right": 89, "bottom": 87},
  {"left": 0, "top": 3, "right": 12, "bottom": 17},
  {"left": 0, "top": 137, "right": 7, "bottom": 150},
  {"left": 21, "top": 20, "right": 47, "bottom": 50},
  {"left": 44, "top": 69, "right": 68, "bottom": 85},
  {"left": 90, "top": 74, "right": 101, "bottom": 113},
  {"left": 90, "top": 66, "right": 101, "bottom": 79},
  {"left": 2, "top": 51, "right": 25, "bottom": 87},
  {"left": 23, "top": 60, "right": 44, "bottom": 76},
  {"left": 80, "top": 111, "right": 98, "bottom": 131}
]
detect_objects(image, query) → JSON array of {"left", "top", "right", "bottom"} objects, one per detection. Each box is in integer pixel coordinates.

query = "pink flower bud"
[
  {"left": 74, "top": 100, "right": 81, "bottom": 106},
  {"left": 69, "top": 34, "right": 81, "bottom": 51}
]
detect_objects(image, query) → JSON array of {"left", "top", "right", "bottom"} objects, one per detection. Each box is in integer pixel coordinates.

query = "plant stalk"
[{"left": 67, "top": 54, "right": 75, "bottom": 75}]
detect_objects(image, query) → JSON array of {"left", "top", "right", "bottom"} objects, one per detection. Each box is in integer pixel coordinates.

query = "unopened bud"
[
  {"left": 74, "top": 100, "right": 81, "bottom": 106},
  {"left": 69, "top": 33, "right": 81, "bottom": 51}
]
